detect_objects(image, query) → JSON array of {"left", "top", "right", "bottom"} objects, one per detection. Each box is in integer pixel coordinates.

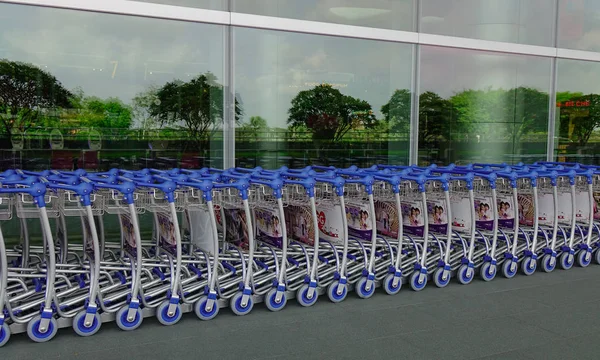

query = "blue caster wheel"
[
  {"left": 27, "top": 315, "right": 58, "bottom": 343},
  {"left": 521, "top": 257, "right": 537, "bottom": 276},
  {"left": 559, "top": 252, "right": 574, "bottom": 270},
  {"left": 116, "top": 305, "right": 143, "bottom": 331},
  {"left": 195, "top": 295, "right": 219, "bottom": 320},
  {"left": 0, "top": 323, "right": 10, "bottom": 347},
  {"left": 541, "top": 254, "right": 556, "bottom": 273},
  {"left": 356, "top": 277, "right": 375, "bottom": 299},
  {"left": 502, "top": 260, "right": 517, "bottom": 279},
  {"left": 72, "top": 310, "right": 101, "bottom": 337},
  {"left": 410, "top": 271, "right": 427, "bottom": 291},
  {"left": 231, "top": 291, "right": 254, "bottom": 316},
  {"left": 383, "top": 273, "right": 402, "bottom": 295},
  {"left": 157, "top": 300, "right": 182, "bottom": 326},
  {"left": 327, "top": 280, "right": 347, "bottom": 303},
  {"left": 433, "top": 267, "right": 450, "bottom": 288},
  {"left": 457, "top": 264, "right": 474, "bottom": 285},
  {"left": 480, "top": 262, "right": 496, "bottom": 281},
  {"left": 576, "top": 250, "right": 592, "bottom": 267},
  {"left": 265, "top": 288, "right": 287, "bottom": 312},
  {"left": 297, "top": 284, "right": 318, "bottom": 306}
]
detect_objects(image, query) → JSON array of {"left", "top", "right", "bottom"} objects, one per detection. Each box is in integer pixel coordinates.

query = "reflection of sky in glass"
[
  {"left": 232, "top": 0, "right": 415, "bottom": 32},
  {"left": 234, "top": 28, "right": 414, "bottom": 128},
  {"left": 421, "top": 0, "right": 555, "bottom": 47},
  {"left": 0, "top": 3, "right": 224, "bottom": 126},
  {"left": 129, "top": 0, "right": 227, "bottom": 10},
  {"left": 420, "top": 46, "right": 552, "bottom": 98},
  {"left": 557, "top": 58, "right": 600, "bottom": 95},
  {"left": 558, "top": 0, "right": 600, "bottom": 51}
]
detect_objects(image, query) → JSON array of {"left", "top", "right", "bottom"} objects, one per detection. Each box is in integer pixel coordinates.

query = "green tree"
[
  {"left": 418, "top": 91, "right": 456, "bottom": 142},
  {"left": 239, "top": 116, "right": 268, "bottom": 139},
  {"left": 558, "top": 93, "right": 600, "bottom": 147},
  {"left": 381, "top": 89, "right": 411, "bottom": 133},
  {"left": 504, "top": 87, "right": 549, "bottom": 143},
  {"left": 79, "top": 97, "right": 133, "bottom": 129},
  {"left": 0, "top": 59, "right": 72, "bottom": 139},
  {"left": 146, "top": 72, "right": 242, "bottom": 149},
  {"left": 288, "top": 84, "right": 377, "bottom": 144}
]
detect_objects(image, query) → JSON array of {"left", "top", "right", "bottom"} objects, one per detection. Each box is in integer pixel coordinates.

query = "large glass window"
[
  {"left": 234, "top": 27, "right": 414, "bottom": 168},
  {"left": 555, "top": 59, "right": 600, "bottom": 163},
  {"left": 128, "top": 0, "right": 227, "bottom": 10},
  {"left": 420, "top": 0, "right": 556, "bottom": 47},
  {"left": 558, "top": 0, "right": 600, "bottom": 52},
  {"left": 0, "top": 3, "right": 225, "bottom": 171},
  {"left": 232, "top": 0, "right": 415, "bottom": 32},
  {"left": 418, "top": 46, "right": 552, "bottom": 165}
]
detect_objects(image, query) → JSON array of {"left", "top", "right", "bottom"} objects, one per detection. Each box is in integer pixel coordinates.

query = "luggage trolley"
[
  {"left": 402, "top": 174, "right": 450, "bottom": 291},
  {"left": 91, "top": 176, "right": 148, "bottom": 331},
  {"left": 1, "top": 177, "right": 60, "bottom": 343}
]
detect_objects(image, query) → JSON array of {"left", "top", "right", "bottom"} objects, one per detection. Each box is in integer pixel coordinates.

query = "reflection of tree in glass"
[
  {"left": 288, "top": 84, "right": 377, "bottom": 145},
  {"left": 380, "top": 89, "right": 411, "bottom": 134},
  {"left": 141, "top": 72, "right": 242, "bottom": 149},
  {"left": 558, "top": 93, "right": 600, "bottom": 148},
  {"left": 239, "top": 116, "right": 268, "bottom": 140},
  {"left": 0, "top": 59, "right": 72, "bottom": 141}
]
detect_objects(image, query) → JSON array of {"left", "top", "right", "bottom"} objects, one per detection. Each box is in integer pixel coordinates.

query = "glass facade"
[
  {"left": 419, "top": 46, "right": 552, "bottom": 165},
  {"left": 234, "top": 28, "right": 413, "bottom": 168},
  {"left": 0, "top": 2, "right": 225, "bottom": 170},
  {"left": 232, "top": 0, "right": 416, "bottom": 31},
  {"left": 555, "top": 58, "right": 600, "bottom": 162},
  {"left": 1, "top": 0, "right": 600, "bottom": 170},
  {"left": 420, "top": 0, "right": 556, "bottom": 46}
]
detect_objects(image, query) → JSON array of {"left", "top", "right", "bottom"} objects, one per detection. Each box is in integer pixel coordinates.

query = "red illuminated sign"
[{"left": 556, "top": 100, "right": 590, "bottom": 108}]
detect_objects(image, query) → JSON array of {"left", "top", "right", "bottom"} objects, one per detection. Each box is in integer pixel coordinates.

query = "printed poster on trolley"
[
  {"left": 254, "top": 207, "right": 284, "bottom": 248},
  {"left": 157, "top": 211, "right": 177, "bottom": 256},
  {"left": 427, "top": 199, "right": 448, "bottom": 234},
  {"left": 375, "top": 200, "right": 399, "bottom": 238},
  {"left": 497, "top": 195, "right": 515, "bottom": 228},
  {"left": 402, "top": 200, "right": 425, "bottom": 237},
  {"left": 345, "top": 201, "right": 372, "bottom": 241},
  {"left": 120, "top": 213, "right": 137, "bottom": 256},
  {"left": 285, "top": 205, "right": 315, "bottom": 246},
  {"left": 217, "top": 208, "right": 250, "bottom": 250},
  {"left": 474, "top": 196, "right": 494, "bottom": 231},
  {"left": 451, "top": 193, "right": 472, "bottom": 233},
  {"left": 315, "top": 203, "right": 343, "bottom": 245}
]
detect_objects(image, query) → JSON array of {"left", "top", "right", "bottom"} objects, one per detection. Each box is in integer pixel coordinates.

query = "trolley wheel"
[
  {"left": 559, "top": 252, "right": 574, "bottom": 270},
  {"left": 521, "top": 257, "right": 537, "bottom": 276},
  {"left": 72, "top": 310, "right": 102, "bottom": 337},
  {"left": 383, "top": 273, "right": 402, "bottom": 295},
  {"left": 410, "top": 271, "right": 427, "bottom": 291},
  {"left": 576, "top": 250, "right": 592, "bottom": 268},
  {"left": 595, "top": 249, "right": 600, "bottom": 265},
  {"left": 27, "top": 315, "right": 58, "bottom": 343},
  {"left": 231, "top": 291, "right": 254, "bottom": 316},
  {"left": 194, "top": 296, "right": 219, "bottom": 321},
  {"left": 265, "top": 288, "right": 287, "bottom": 312},
  {"left": 156, "top": 300, "right": 182, "bottom": 326},
  {"left": 0, "top": 323, "right": 10, "bottom": 347},
  {"left": 480, "top": 262, "right": 496, "bottom": 281},
  {"left": 502, "top": 260, "right": 517, "bottom": 279},
  {"left": 327, "top": 281, "right": 347, "bottom": 303},
  {"left": 297, "top": 284, "right": 318, "bottom": 307},
  {"left": 433, "top": 268, "right": 450, "bottom": 288},
  {"left": 541, "top": 254, "right": 556, "bottom": 273},
  {"left": 355, "top": 277, "right": 376, "bottom": 299},
  {"left": 116, "top": 305, "right": 143, "bottom": 331},
  {"left": 457, "top": 264, "right": 474, "bottom": 285}
]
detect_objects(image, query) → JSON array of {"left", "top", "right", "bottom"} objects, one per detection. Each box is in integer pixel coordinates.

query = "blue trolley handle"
[
  {"left": 249, "top": 178, "right": 284, "bottom": 198},
  {"left": 283, "top": 178, "right": 316, "bottom": 197},
  {"left": 176, "top": 179, "right": 214, "bottom": 201},
  {"left": 46, "top": 182, "right": 95, "bottom": 206},
  {"left": 127, "top": 178, "right": 178, "bottom": 203},
  {"left": 338, "top": 173, "right": 375, "bottom": 195},
  {"left": 0, "top": 182, "right": 48, "bottom": 207},
  {"left": 553, "top": 169, "right": 578, "bottom": 186},
  {"left": 401, "top": 174, "right": 449, "bottom": 192},
  {"left": 536, "top": 161, "right": 581, "bottom": 169},
  {"left": 372, "top": 174, "right": 402, "bottom": 194},
  {"left": 313, "top": 176, "right": 346, "bottom": 197},
  {"left": 17, "top": 169, "right": 52, "bottom": 177},
  {"left": 92, "top": 180, "right": 137, "bottom": 205},
  {"left": 213, "top": 179, "right": 251, "bottom": 200},
  {"left": 0, "top": 175, "right": 41, "bottom": 186}
]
